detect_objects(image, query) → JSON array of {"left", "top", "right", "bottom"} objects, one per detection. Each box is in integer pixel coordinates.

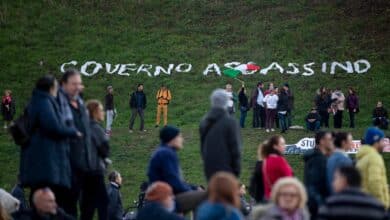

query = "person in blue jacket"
[{"left": 147, "top": 125, "right": 196, "bottom": 195}]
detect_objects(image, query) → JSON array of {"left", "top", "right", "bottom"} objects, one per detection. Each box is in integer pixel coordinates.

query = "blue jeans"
[
  {"left": 306, "top": 120, "right": 320, "bottom": 131},
  {"left": 278, "top": 112, "right": 288, "bottom": 132},
  {"left": 240, "top": 107, "right": 248, "bottom": 128}
]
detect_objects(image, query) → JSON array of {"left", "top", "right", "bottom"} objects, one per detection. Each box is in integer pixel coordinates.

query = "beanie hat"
[
  {"left": 364, "top": 127, "right": 385, "bottom": 145},
  {"left": 145, "top": 181, "right": 173, "bottom": 202},
  {"left": 160, "top": 125, "right": 180, "bottom": 144}
]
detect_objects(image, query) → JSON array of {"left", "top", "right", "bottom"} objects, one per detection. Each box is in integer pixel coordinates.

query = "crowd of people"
[{"left": 0, "top": 72, "right": 389, "bottom": 220}]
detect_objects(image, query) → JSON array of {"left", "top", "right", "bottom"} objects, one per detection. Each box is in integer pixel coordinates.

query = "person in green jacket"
[{"left": 356, "top": 127, "right": 389, "bottom": 209}]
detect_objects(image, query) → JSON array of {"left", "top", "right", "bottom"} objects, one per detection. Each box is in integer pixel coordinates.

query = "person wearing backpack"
[
  {"left": 19, "top": 75, "right": 82, "bottom": 213},
  {"left": 248, "top": 142, "right": 266, "bottom": 204}
]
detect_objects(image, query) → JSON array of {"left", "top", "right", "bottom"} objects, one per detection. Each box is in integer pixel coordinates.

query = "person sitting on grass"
[{"left": 305, "top": 108, "right": 321, "bottom": 132}]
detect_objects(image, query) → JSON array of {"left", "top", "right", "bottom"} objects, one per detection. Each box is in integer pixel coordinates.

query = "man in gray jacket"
[{"left": 199, "top": 89, "right": 242, "bottom": 181}]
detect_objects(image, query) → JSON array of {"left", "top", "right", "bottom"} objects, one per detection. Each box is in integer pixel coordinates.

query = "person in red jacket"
[{"left": 261, "top": 135, "right": 293, "bottom": 200}]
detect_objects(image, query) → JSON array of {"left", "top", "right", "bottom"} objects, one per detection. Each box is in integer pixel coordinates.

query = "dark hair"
[
  {"left": 334, "top": 132, "right": 351, "bottom": 149},
  {"left": 137, "top": 84, "right": 143, "bottom": 88},
  {"left": 61, "top": 69, "right": 80, "bottom": 84},
  {"left": 337, "top": 166, "right": 361, "bottom": 188},
  {"left": 108, "top": 171, "right": 120, "bottom": 182},
  {"left": 261, "top": 135, "right": 283, "bottom": 158},
  {"left": 348, "top": 87, "right": 356, "bottom": 95},
  {"left": 315, "top": 131, "right": 331, "bottom": 145},
  {"left": 35, "top": 75, "right": 57, "bottom": 92},
  {"left": 257, "top": 82, "right": 263, "bottom": 87}
]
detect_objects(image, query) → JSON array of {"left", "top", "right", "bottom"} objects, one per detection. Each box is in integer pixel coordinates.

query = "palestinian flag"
[{"left": 223, "top": 63, "right": 261, "bottom": 78}]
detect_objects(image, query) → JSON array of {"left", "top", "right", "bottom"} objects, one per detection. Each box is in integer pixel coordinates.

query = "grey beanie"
[{"left": 210, "top": 89, "right": 229, "bottom": 109}]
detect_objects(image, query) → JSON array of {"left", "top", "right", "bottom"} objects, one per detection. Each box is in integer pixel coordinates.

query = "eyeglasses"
[{"left": 279, "top": 192, "right": 299, "bottom": 198}]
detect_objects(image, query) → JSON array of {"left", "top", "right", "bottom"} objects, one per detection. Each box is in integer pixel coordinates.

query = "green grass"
[{"left": 0, "top": 0, "right": 389, "bottom": 205}]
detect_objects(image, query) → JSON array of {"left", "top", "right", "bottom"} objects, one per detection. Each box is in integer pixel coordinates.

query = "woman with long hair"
[
  {"left": 196, "top": 172, "right": 244, "bottom": 220},
  {"left": 261, "top": 135, "right": 293, "bottom": 200}
]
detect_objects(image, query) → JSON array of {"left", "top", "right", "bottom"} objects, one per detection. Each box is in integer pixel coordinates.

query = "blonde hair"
[
  {"left": 271, "top": 177, "right": 307, "bottom": 209},
  {"left": 4, "top": 90, "right": 11, "bottom": 96}
]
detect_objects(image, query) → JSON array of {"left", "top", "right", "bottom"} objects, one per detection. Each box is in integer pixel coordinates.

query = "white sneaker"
[
  {"left": 271, "top": 128, "right": 275, "bottom": 132},
  {"left": 129, "top": 129, "right": 133, "bottom": 133},
  {"left": 3, "top": 125, "right": 7, "bottom": 129},
  {"left": 266, "top": 129, "right": 270, "bottom": 133}
]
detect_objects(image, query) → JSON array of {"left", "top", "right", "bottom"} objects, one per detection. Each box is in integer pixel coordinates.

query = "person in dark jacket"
[
  {"left": 104, "top": 85, "right": 115, "bottom": 136},
  {"left": 200, "top": 89, "right": 242, "bottom": 181},
  {"left": 107, "top": 171, "right": 124, "bottom": 220},
  {"left": 20, "top": 75, "right": 81, "bottom": 213},
  {"left": 346, "top": 87, "right": 359, "bottom": 128},
  {"left": 11, "top": 175, "right": 28, "bottom": 211},
  {"left": 315, "top": 87, "right": 335, "bottom": 128},
  {"left": 305, "top": 108, "right": 321, "bottom": 131},
  {"left": 1, "top": 89, "right": 15, "bottom": 129},
  {"left": 284, "top": 83, "right": 294, "bottom": 127},
  {"left": 278, "top": 86, "right": 289, "bottom": 133},
  {"left": 304, "top": 131, "right": 333, "bottom": 220},
  {"left": 137, "top": 181, "right": 184, "bottom": 220},
  {"left": 238, "top": 85, "right": 249, "bottom": 128},
  {"left": 148, "top": 126, "right": 196, "bottom": 194},
  {"left": 12, "top": 188, "right": 75, "bottom": 220},
  {"left": 81, "top": 100, "right": 110, "bottom": 220},
  {"left": 58, "top": 69, "right": 93, "bottom": 218},
  {"left": 372, "top": 101, "right": 388, "bottom": 130},
  {"left": 250, "top": 82, "right": 265, "bottom": 128},
  {"left": 318, "top": 166, "right": 387, "bottom": 220},
  {"left": 129, "top": 84, "right": 147, "bottom": 132}
]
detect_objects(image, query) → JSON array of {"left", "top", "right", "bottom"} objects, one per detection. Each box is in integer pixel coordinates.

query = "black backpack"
[{"left": 8, "top": 107, "right": 33, "bottom": 148}]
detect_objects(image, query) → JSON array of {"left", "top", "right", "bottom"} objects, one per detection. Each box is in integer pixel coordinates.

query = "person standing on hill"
[
  {"left": 250, "top": 82, "right": 265, "bottom": 129},
  {"left": 284, "top": 83, "right": 294, "bottom": 128},
  {"left": 58, "top": 69, "right": 94, "bottom": 218},
  {"left": 263, "top": 88, "right": 279, "bottom": 133},
  {"left": 83, "top": 100, "right": 110, "bottom": 220},
  {"left": 315, "top": 87, "right": 334, "bottom": 128},
  {"left": 155, "top": 84, "right": 172, "bottom": 128},
  {"left": 277, "top": 86, "right": 289, "bottom": 133},
  {"left": 372, "top": 101, "right": 388, "bottom": 130},
  {"left": 331, "top": 88, "right": 345, "bottom": 129},
  {"left": 225, "top": 83, "right": 237, "bottom": 115},
  {"left": 238, "top": 85, "right": 249, "bottom": 128},
  {"left": 20, "top": 75, "right": 82, "bottom": 216},
  {"left": 200, "top": 89, "right": 242, "bottom": 181},
  {"left": 104, "top": 86, "right": 115, "bottom": 136},
  {"left": 1, "top": 90, "right": 15, "bottom": 129},
  {"left": 346, "top": 87, "right": 359, "bottom": 128},
  {"left": 356, "top": 127, "right": 389, "bottom": 209},
  {"left": 304, "top": 131, "right": 333, "bottom": 219},
  {"left": 129, "top": 84, "right": 147, "bottom": 132}
]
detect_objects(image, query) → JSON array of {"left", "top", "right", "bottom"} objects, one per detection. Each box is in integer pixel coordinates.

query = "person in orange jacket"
[{"left": 155, "top": 84, "right": 172, "bottom": 127}]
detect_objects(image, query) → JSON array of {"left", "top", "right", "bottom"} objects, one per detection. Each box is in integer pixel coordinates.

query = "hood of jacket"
[{"left": 356, "top": 145, "right": 378, "bottom": 160}]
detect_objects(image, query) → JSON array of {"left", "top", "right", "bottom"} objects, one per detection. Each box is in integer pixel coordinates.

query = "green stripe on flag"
[{"left": 223, "top": 69, "right": 241, "bottom": 78}]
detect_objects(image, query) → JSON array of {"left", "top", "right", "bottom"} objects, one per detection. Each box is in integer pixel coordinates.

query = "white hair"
[{"left": 210, "top": 89, "right": 229, "bottom": 110}]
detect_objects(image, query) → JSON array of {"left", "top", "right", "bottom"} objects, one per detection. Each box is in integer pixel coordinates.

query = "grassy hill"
[{"left": 0, "top": 0, "right": 389, "bottom": 205}]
